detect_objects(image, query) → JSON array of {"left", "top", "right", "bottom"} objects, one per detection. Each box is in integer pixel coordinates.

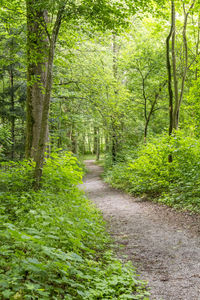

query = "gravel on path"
[{"left": 82, "top": 160, "right": 200, "bottom": 300}]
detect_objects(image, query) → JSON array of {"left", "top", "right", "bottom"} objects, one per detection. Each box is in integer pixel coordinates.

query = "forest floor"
[{"left": 82, "top": 160, "right": 200, "bottom": 300}]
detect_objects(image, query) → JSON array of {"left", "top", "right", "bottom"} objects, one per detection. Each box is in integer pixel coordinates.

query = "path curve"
[{"left": 82, "top": 160, "right": 200, "bottom": 300}]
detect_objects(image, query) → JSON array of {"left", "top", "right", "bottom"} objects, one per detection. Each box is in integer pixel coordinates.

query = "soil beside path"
[{"left": 82, "top": 160, "right": 200, "bottom": 300}]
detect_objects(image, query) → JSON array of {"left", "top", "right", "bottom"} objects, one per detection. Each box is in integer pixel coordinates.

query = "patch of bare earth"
[{"left": 82, "top": 160, "right": 200, "bottom": 300}]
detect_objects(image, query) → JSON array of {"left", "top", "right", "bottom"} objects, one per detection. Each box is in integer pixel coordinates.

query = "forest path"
[{"left": 82, "top": 160, "right": 200, "bottom": 300}]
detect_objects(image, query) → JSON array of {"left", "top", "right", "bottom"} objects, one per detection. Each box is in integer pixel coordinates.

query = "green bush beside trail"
[
  {"left": 0, "top": 152, "right": 148, "bottom": 299},
  {"left": 105, "top": 132, "right": 200, "bottom": 212}
]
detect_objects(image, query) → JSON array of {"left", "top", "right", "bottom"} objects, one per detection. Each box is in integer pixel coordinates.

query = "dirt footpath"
[{"left": 82, "top": 160, "right": 200, "bottom": 300}]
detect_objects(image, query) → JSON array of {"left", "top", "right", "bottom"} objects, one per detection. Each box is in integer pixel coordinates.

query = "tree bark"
[
  {"left": 71, "top": 124, "right": 78, "bottom": 154},
  {"left": 195, "top": 14, "right": 200, "bottom": 80},
  {"left": 96, "top": 128, "right": 100, "bottom": 161},
  {"left": 112, "top": 133, "right": 117, "bottom": 163},
  {"left": 9, "top": 66, "right": 15, "bottom": 160},
  {"left": 25, "top": 0, "right": 48, "bottom": 160},
  {"left": 166, "top": 0, "right": 174, "bottom": 137},
  {"left": 34, "top": 4, "right": 65, "bottom": 189},
  {"left": 25, "top": 0, "right": 47, "bottom": 159},
  {"left": 93, "top": 126, "right": 98, "bottom": 154},
  {"left": 111, "top": 34, "right": 118, "bottom": 163},
  {"left": 166, "top": 0, "right": 175, "bottom": 162},
  {"left": 166, "top": 0, "right": 195, "bottom": 163},
  {"left": 171, "top": 2, "right": 179, "bottom": 131},
  {"left": 176, "top": 0, "right": 196, "bottom": 126},
  {"left": 144, "top": 97, "right": 157, "bottom": 142}
]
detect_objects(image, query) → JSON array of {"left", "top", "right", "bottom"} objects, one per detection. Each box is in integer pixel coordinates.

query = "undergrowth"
[
  {"left": 105, "top": 132, "right": 200, "bottom": 213},
  {"left": 0, "top": 152, "right": 149, "bottom": 299}
]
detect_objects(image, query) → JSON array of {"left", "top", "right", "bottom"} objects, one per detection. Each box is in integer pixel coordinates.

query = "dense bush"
[
  {"left": 0, "top": 152, "right": 148, "bottom": 299},
  {"left": 105, "top": 132, "right": 200, "bottom": 212},
  {"left": 0, "top": 125, "right": 11, "bottom": 161}
]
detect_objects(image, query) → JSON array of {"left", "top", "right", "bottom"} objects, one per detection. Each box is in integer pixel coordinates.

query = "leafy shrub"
[
  {"left": 105, "top": 132, "right": 200, "bottom": 212},
  {"left": 0, "top": 160, "right": 35, "bottom": 193},
  {"left": 0, "top": 125, "right": 11, "bottom": 161},
  {"left": 42, "top": 152, "right": 83, "bottom": 192},
  {"left": 0, "top": 152, "right": 149, "bottom": 299}
]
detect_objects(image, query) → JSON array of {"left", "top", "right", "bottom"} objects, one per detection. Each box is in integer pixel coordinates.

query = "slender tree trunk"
[
  {"left": 166, "top": 0, "right": 195, "bottom": 163},
  {"left": 93, "top": 126, "right": 98, "bottom": 154},
  {"left": 88, "top": 131, "right": 91, "bottom": 154},
  {"left": 20, "top": 118, "right": 25, "bottom": 160},
  {"left": 171, "top": 0, "right": 195, "bottom": 131},
  {"left": 93, "top": 125, "right": 100, "bottom": 158},
  {"left": 112, "top": 35, "right": 118, "bottom": 81},
  {"left": 176, "top": 1, "right": 196, "bottom": 126},
  {"left": 105, "top": 131, "right": 109, "bottom": 153},
  {"left": 144, "top": 101, "right": 156, "bottom": 143},
  {"left": 57, "top": 101, "right": 62, "bottom": 148},
  {"left": 100, "top": 135, "right": 104, "bottom": 153},
  {"left": 96, "top": 128, "right": 100, "bottom": 161},
  {"left": 171, "top": 1, "right": 179, "bottom": 131},
  {"left": 82, "top": 133, "right": 86, "bottom": 155},
  {"left": 166, "top": 0, "right": 175, "bottom": 162},
  {"left": 195, "top": 15, "right": 200, "bottom": 80},
  {"left": 144, "top": 82, "right": 166, "bottom": 142},
  {"left": 112, "top": 134, "right": 117, "bottom": 162},
  {"left": 71, "top": 124, "right": 78, "bottom": 154},
  {"left": 138, "top": 68, "right": 149, "bottom": 142},
  {"left": 111, "top": 34, "right": 118, "bottom": 163},
  {"left": 10, "top": 67, "right": 15, "bottom": 160}
]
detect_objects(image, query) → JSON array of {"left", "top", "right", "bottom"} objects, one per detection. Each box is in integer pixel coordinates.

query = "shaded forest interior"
[{"left": 1, "top": 0, "right": 200, "bottom": 299}]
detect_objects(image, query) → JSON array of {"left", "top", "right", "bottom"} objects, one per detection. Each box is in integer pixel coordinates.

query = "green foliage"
[
  {"left": 0, "top": 125, "right": 11, "bottom": 160},
  {"left": 42, "top": 152, "right": 83, "bottom": 191},
  {"left": 0, "top": 152, "right": 148, "bottom": 299},
  {"left": 105, "top": 133, "right": 200, "bottom": 212},
  {"left": 0, "top": 160, "right": 35, "bottom": 193}
]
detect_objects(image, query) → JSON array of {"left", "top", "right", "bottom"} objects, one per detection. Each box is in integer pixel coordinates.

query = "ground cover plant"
[
  {"left": 105, "top": 132, "right": 200, "bottom": 213},
  {"left": 0, "top": 152, "right": 149, "bottom": 299}
]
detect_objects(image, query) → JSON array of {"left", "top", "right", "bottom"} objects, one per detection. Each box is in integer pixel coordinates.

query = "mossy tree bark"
[
  {"left": 25, "top": 0, "right": 48, "bottom": 160},
  {"left": 34, "top": 5, "right": 65, "bottom": 189}
]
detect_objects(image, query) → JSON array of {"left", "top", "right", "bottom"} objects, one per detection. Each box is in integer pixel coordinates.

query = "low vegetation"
[
  {"left": 105, "top": 132, "right": 200, "bottom": 213},
  {"left": 0, "top": 152, "right": 149, "bottom": 299}
]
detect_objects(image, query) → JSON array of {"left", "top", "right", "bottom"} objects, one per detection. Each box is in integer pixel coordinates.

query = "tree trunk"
[
  {"left": 166, "top": 0, "right": 175, "bottom": 162},
  {"left": 176, "top": 0, "right": 196, "bottom": 126},
  {"left": 195, "top": 15, "right": 200, "bottom": 80},
  {"left": 57, "top": 101, "right": 62, "bottom": 148},
  {"left": 111, "top": 34, "right": 118, "bottom": 163},
  {"left": 112, "top": 34, "right": 118, "bottom": 82},
  {"left": 34, "top": 43, "right": 54, "bottom": 189},
  {"left": 171, "top": 1, "right": 179, "bottom": 131},
  {"left": 144, "top": 83, "right": 166, "bottom": 142},
  {"left": 112, "top": 133, "right": 117, "bottom": 163},
  {"left": 96, "top": 128, "right": 100, "bottom": 161},
  {"left": 71, "top": 124, "right": 78, "bottom": 154},
  {"left": 9, "top": 66, "right": 15, "bottom": 160},
  {"left": 166, "top": 0, "right": 195, "bottom": 163},
  {"left": 105, "top": 131, "right": 109, "bottom": 153},
  {"left": 34, "top": 5, "right": 65, "bottom": 189},
  {"left": 25, "top": 0, "right": 48, "bottom": 160},
  {"left": 93, "top": 126, "right": 98, "bottom": 154}
]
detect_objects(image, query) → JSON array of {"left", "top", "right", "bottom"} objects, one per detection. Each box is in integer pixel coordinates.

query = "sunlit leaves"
[{"left": 0, "top": 152, "right": 148, "bottom": 299}]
